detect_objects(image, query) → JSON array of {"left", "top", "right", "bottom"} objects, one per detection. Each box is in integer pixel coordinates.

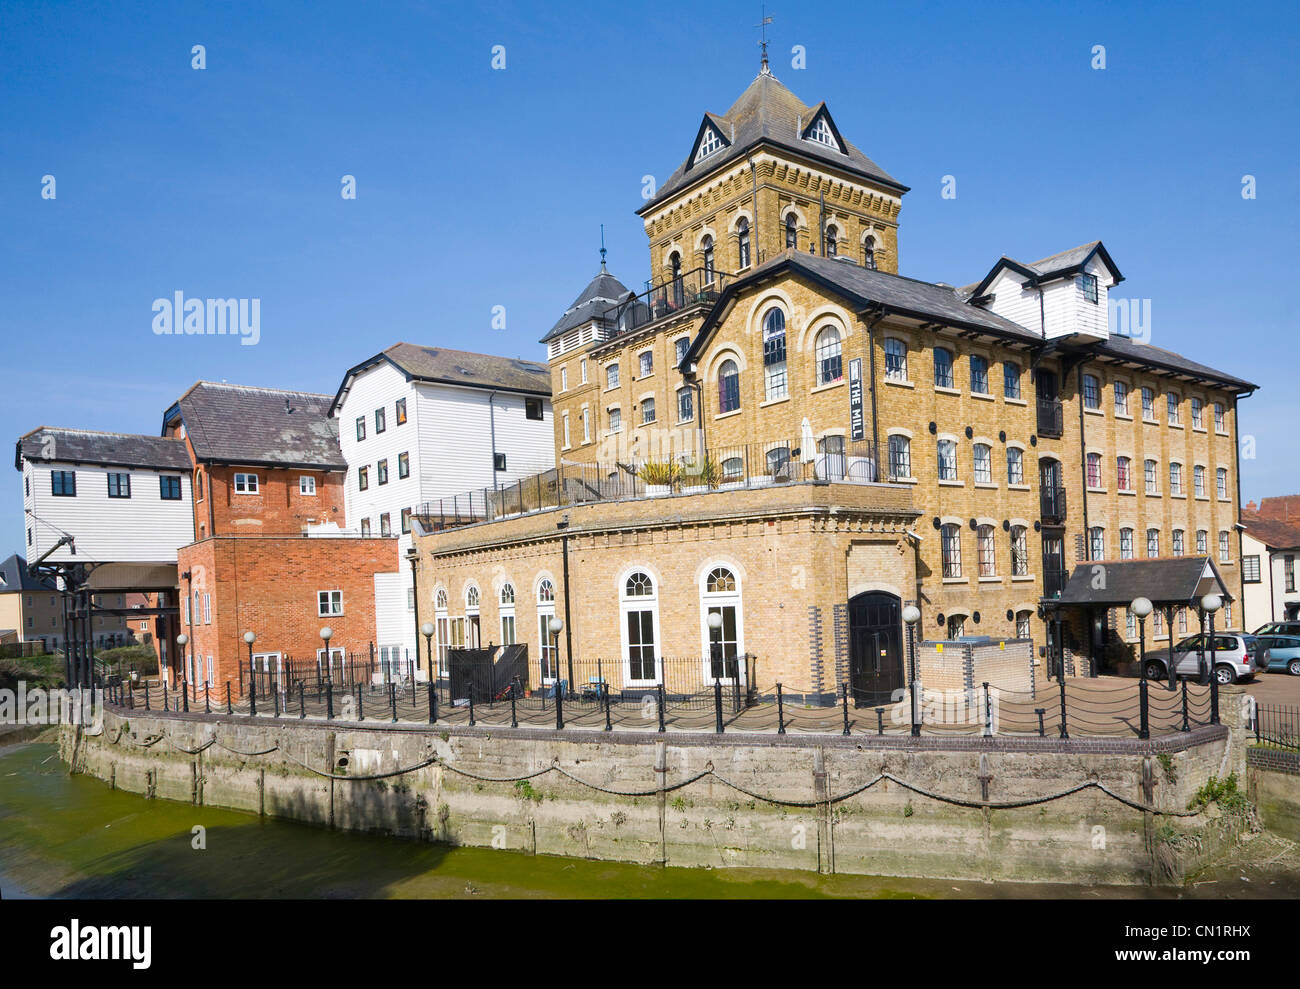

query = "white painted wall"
[
  {"left": 21, "top": 458, "right": 195, "bottom": 564},
  {"left": 982, "top": 256, "right": 1114, "bottom": 342}
]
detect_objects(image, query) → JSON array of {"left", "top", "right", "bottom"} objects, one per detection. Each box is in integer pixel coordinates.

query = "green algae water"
[{"left": 1, "top": 741, "right": 1294, "bottom": 899}]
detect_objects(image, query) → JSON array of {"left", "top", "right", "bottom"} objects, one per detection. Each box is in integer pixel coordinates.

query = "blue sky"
[{"left": 2, "top": 0, "right": 1297, "bottom": 556}]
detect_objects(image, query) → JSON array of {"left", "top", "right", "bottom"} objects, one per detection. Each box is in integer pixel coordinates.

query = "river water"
[{"left": 0, "top": 741, "right": 1293, "bottom": 899}]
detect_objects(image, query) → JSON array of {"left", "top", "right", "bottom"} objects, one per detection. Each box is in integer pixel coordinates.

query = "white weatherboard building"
[
  {"left": 331, "top": 342, "right": 554, "bottom": 671},
  {"left": 16, "top": 428, "right": 196, "bottom": 570}
]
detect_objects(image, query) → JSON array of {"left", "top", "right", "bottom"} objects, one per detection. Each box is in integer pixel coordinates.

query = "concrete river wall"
[{"left": 62, "top": 692, "right": 1252, "bottom": 886}]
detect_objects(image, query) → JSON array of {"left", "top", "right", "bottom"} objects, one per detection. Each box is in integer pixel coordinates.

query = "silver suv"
[{"left": 1142, "top": 633, "right": 1256, "bottom": 685}]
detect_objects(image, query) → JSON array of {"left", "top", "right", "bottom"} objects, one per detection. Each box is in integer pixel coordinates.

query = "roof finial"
[
  {"left": 599, "top": 223, "right": 608, "bottom": 273},
  {"left": 756, "top": 4, "right": 774, "bottom": 73}
]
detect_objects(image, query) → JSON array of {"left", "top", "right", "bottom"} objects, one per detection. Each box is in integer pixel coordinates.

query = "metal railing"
[
  {"left": 592, "top": 267, "right": 737, "bottom": 343},
  {"left": 413, "top": 438, "right": 894, "bottom": 529},
  {"left": 1036, "top": 397, "right": 1063, "bottom": 438},
  {"left": 1256, "top": 703, "right": 1299, "bottom": 750},
  {"left": 1043, "top": 569, "right": 1070, "bottom": 598},
  {"left": 1040, "top": 484, "right": 1067, "bottom": 523}
]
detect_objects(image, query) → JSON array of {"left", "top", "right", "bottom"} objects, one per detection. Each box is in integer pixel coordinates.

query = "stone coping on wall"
[
  {"left": 1247, "top": 746, "right": 1300, "bottom": 775},
  {"left": 102, "top": 704, "right": 1227, "bottom": 756},
  {"left": 419, "top": 479, "right": 920, "bottom": 557}
]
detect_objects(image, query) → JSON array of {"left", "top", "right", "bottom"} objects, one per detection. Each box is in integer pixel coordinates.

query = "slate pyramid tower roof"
[{"left": 541, "top": 266, "right": 633, "bottom": 343}]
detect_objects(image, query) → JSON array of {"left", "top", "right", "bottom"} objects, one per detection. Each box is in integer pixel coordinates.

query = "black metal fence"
[{"left": 1256, "top": 703, "right": 1300, "bottom": 750}]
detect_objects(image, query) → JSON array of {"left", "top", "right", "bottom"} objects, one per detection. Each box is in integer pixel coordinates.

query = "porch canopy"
[{"left": 1053, "top": 556, "right": 1233, "bottom": 610}]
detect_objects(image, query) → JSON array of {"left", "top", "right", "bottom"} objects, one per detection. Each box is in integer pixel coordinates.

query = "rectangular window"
[
  {"left": 1114, "top": 380, "right": 1129, "bottom": 416},
  {"left": 606, "top": 364, "right": 620, "bottom": 389},
  {"left": 396, "top": 397, "right": 408, "bottom": 425},
  {"left": 1167, "top": 392, "right": 1180, "bottom": 424},
  {"left": 358, "top": 466, "right": 369, "bottom": 491},
  {"left": 560, "top": 367, "right": 568, "bottom": 391},
  {"left": 1169, "top": 463, "right": 1182, "bottom": 495},
  {"left": 1214, "top": 402, "right": 1225, "bottom": 432},
  {"left": 1194, "top": 465, "right": 1206, "bottom": 497},
  {"left": 1144, "top": 459, "right": 1158, "bottom": 494},
  {"left": 1219, "top": 531, "right": 1230, "bottom": 563},
  {"left": 933, "top": 348, "right": 954, "bottom": 389},
  {"left": 973, "top": 445, "right": 992, "bottom": 484},
  {"left": 377, "top": 459, "right": 389, "bottom": 485},
  {"left": 1006, "top": 447, "right": 1024, "bottom": 485},
  {"left": 941, "top": 526, "right": 962, "bottom": 578},
  {"left": 675, "top": 338, "right": 690, "bottom": 367},
  {"left": 582, "top": 408, "right": 591, "bottom": 442},
  {"left": 1243, "top": 555, "right": 1261, "bottom": 583},
  {"left": 380, "top": 513, "right": 391, "bottom": 537},
  {"left": 1172, "top": 530, "right": 1184, "bottom": 556},
  {"left": 1191, "top": 398, "right": 1203, "bottom": 429},
  {"left": 1083, "top": 375, "right": 1101, "bottom": 410},
  {"left": 398, "top": 452, "right": 410, "bottom": 479},
  {"left": 970, "top": 355, "right": 989, "bottom": 394},
  {"left": 608, "top": 408, "right": 621, "bottom": 433},
  {"left": 937, "top": 440, "right": 957, "bottom": 481},
  {"left": 1142, "top": 387, "right": 1155, "bottom": 420},
  {"left": 641, "top": 398, "right": 656, "bottom": 425},
  {"left": 360, "top": 518, "right": 371, "bottom": 537},
  {"left": 1120, "top": 529, "right": 1133, "bottom": 560},
  {"left": 1117, "top": 458, "right": 1131, "bottom": 491},
  {"left": 51, "top": 471, "right": 76, "bottom": 497},
  {"left": 299, "top": 476, "right": 316, "bottom": 496},
  {"left": 1011, "top": 528, "right": 1028, "bottom": 576},
  {"left": 1287, "top": 556, "right": 1296, "bottom": 594},
  {"left": 1197, "top": 530, "right": 1208, "bottom": 554},
  {"left": 401, "top": 507, "right": 412, "bottom": 534},
  {"left": 1147, "top": 529, "right": 1160, "bottom": 557},
  {"left": 375, "top": 407, "right": 387, "bottom": 434},
  {"left": 562, "top": 412, "right": 571, "bottom": 448},
  {"left": 160, "top": 476, "right": 182, "bottom": 500},
  {"left": 580, "top": 359, "right": 588, "bottom": 383},
  {"left": 525, "top": 397, "right": 544, "bottom": 421},
  {"left": 203, "top": 593, "right": 211, "bottom": 624},
  {"left": 1216, "top": 468, "right": 1228, "bottom": 499},
  {"left": 765, "top": 361, "right": 788, "bottom": 402},
  {"left": 107, "top": 473, "right": 131, "bottom": 498},
  {"left": 884, "top": 338, "right": 908, "bottom": 382},
  {"left": 356, "top": 416, "right": 366, "bottom": 441},
  {"left": 888, "top": 435, "right": 911, "bottom": 480},
  {"left": 1081, "top": 273, "right": 1098, "bottom": 303},
  {"left": 234, "top": 473, "right": 258, "bottom": 494},
  {"left": 317, "top": 590, "right": 343, "bottom": 617},
  {"left": 639, "top": 351, "right": 653, "bottom": 377},
  {"left": 1003, "top": 362, "right": 1021, "bottom": 399},
  {"left": 677, "top": 388, "right": 694, "bottom": 423}
]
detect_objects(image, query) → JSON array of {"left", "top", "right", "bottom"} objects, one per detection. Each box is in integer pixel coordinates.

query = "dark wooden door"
[{"left": 848, "top": 592, "right": 903, "bottom": 707}]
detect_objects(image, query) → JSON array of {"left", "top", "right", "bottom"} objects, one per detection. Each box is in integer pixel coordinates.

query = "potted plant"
[
  {"left": 680, "top": 456, "right": 723, "bottom": 493},
  {"left": 638, "top": 460, "right": 680, "bottom": 496}
]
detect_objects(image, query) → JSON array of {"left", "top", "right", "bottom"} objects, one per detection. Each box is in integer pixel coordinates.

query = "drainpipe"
[
  {"left": 558, "top": 516, "right": 574, "bottom": 685},
  {"left": 863, "top": 309, "right": 885, "bottom": 465},
  {"left": 1233, "top": 392, "right": 1247, "bottom": 621},
  {"left": 1076, "top": 363, "right": 1090, "bottom": 561}
]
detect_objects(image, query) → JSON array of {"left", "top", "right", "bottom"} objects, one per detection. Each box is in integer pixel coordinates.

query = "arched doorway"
[{"left": 848, "top": 592, "right": 903, "bottom": 707}]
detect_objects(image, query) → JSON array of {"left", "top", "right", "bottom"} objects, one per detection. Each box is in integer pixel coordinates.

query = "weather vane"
[
  {"left": 599, "top": 224, "right": 607, "bottom": 272},
  {"left": 756, "top": 4, "right": 774, "bottom": 71}
]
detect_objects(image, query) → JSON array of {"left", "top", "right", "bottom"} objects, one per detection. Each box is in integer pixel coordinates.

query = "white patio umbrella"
[{"left": 800, "top": 417, "right": 816, "bottom": 463}]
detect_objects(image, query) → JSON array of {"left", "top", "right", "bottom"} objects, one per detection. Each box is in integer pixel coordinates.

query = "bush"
[
  {"left": 680, "top": 456, "right": 723, "bottom": 489},
  {"left": 96, "top": 644, "right": 159, "bottom": 677},
  {"left": 638, "top": 461, "right": 681, "bottom": 487}
]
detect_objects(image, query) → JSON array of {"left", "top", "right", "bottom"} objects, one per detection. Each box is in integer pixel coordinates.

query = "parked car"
[
  {"left": 1141, "top": 633, "right": 1257, "bottom": 684},
  {"left": 1253, "top": 621, "right": 1300, "bottom": 637},
  {"left": 1253, "top": 634, "right": 1300, "bottom": 676}
]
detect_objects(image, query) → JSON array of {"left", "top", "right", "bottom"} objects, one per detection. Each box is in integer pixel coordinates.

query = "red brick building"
[{"left": 178, "top": 534, "right": 399, "bottom": 695}]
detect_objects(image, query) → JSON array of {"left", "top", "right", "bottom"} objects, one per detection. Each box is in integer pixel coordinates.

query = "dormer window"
[
  {"left": 1081, "top": 273, "right": 1099, "bottom": 303},
  {"left": 807, "top": 116, "right": 839, "bottom": 150},
  {"left": 695, "top": 126, "right": 724, "bottom": 162}
]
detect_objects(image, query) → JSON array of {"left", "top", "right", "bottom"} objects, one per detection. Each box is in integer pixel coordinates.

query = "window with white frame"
[
  {"left": 608, "top": 407, "right": 621, "bottom": 433},
  {"left": 1142, "top": 387, "right": 1155, "bottom": 420},
  {"left": 1086, "top": 452, "right": 1102, "bottom": 488},
  {"left": 641, "top": 398, "right": 656, "bottom": 425},
  {"left": 1167, "top": 391, "right": 1180, "bottom": 424},
  {"left": 1016, "top": 611, "right": 1032, "bottom": 640},
  {"left": 1216, "top": 468, "right": 1228, "bottom": 499},
  {"left": 1120, "top": 528, "right": 1134, "bottom": 560},
  {"left": 1145, "top": 458, "right": 1158, "bottom": 494},
  {"left": 677, "top": 387, "right": 694, "bottom": 423},
  {"left": 762, "top": 308, "right": 787, "bottom": 401},
  {"left": 888, "top": 435, "right": 911, "bottom": 480},
  {"left": 1007, "top": 447, "right": 1024, "bottom": 485},
  {"left": 580, "top": 359, "right": 588, "bottom": 384},
  {"left": 1219, "top": 531, "right": 1230, "bottom": 562},
  {"left": 1243, "top": 555, "right": 1261, "bottom": 583},
  {"left": 1114, "top": 380, "right": 1130, "bottom": 416},
  {"left": 537, "top": 579, "right": 557, "bottom": 681},
  {"left": 582, "top": 408, "right": 591, "bottom": 443},
  {"left": 674, "top": 337, "right": 690, "bottom": 367},
  {"left": 695, "top": 126, "right": 723, "bottom": 161},
  {"left": 621, "top": 571, "right": 660, "bottom": 684},
  {"left": 639, "top": 351, "right": 653, "bottom": 378},
  {"left": 973, "top": 444, "right": 992, "bottom": 484},
  {"left": 1214, "top": 402, "right": 1225, "bottom": 432},
  {"left": 1191, "top": 397, "right": 1203, "bottom": 429},
  {"left": 560, "top": 366, "right": 568, "bottom": 391},
  {"left": 1172, "top": 529, "right": 1184, "bottom": 557},
  {"left": 1083, "top": 374, "right": 1101, "bottom": 410},
  {"left": 1010, "top": 526, "right": 1029, "bottom": 576},
  {"left": 815, "top": 327, "right": 843, "bottom": 385},
  {"left": 937, "top": 440, "right": 957, "bottom": 481},
  {"left": 562, "top": 412, "right": 571, "bottom": 449},
  {"left": 941, "top": 524, "right": 962, "bottom": 578},
  {"left": 807, "top": 115, "right": 837, "bottom": 148},
  {"left": 299, "top": 476, "right": 316, "bottom": 496},
  {"left": 499, "top": 583, "right": 516, "bottom": 645},
  {"left": 1196, "top": 529, "right": 1208, "bottom": 554},
  {"left": 234, "top": 473, "right": 258, "bottom": 494},
  {"left": 1089, "top": 526, "right": 1104, "bottom": 560},
  {"left": 318, "top": 590, "right": 342, "bottom": 616},
  {"left": 884, "top": 338, "right": 908, "bottom": 381},
  {"left": 977, "top": 525, "right": 996, "bottom": 577},
  {"left": 1194, "top": 465, "right": 1206, "bottom": 497},
  {"left": 606, "top": 363, "right": 620, "bottom": 389},
  {"left": 1146, "top": 528, "right": 1160, "bottom": 558},
  {"left": 701, "top": 566, "right": 743, "bottom": 680},
  {"left": 1169, "top": 462, "right": 1183, "bottom": 495}
]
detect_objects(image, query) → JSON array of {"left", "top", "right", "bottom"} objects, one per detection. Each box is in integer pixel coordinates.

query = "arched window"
[
  {"left": 1089, "top": 526, "right": 1105, "bottom": 560},
  {"left": 464, "top": 585, "right": 481, "bottom": 648},
  {"left": 1146, "top": 528, "right": 1160, "bottom": 558},
  {"left": 887, "top": 434, "right": 911, "bottom": 480},
  {"left": 1086, "top": 452, "right": 1102, "bottom": 488},
  {"left": 884, "top": 337, "right": 907, "bottom": 381},
  {"left": 815, "top": 326, "right": 842, "bottom": 384},
  {"left": 536, "top": 579, "right": 557, "bottom": 681},
  {"left": 947, "top": 614, "right": 966, "bottom": 639},
  {"left": 701, "top": 235, "right": 715, "bottom": 284},
  {"left": 766, "top": 445, "right": 792, "bottom": 478},
  {"left": 621, "top": 571, "right": 659, "bottom": 684},
  {"left": 1120, "top": 527, "right": 1134, "bottom": 559},
  {"left": 434, "top": 588, "right": 450, "bottom": 675},
  {"left": 977, "top": 524, "right": 996, "bottom": 576},
  {"left": 718, "top": 359, "right": 741, "bottom": 413},
  {"left": 606, "top": 363, "right": 620, "bottom": 389},
  {"left": 785, "top": 213, "right": 798, "bottom": 249},
  {"left": 435, "top": 588, "right": 448, "bottom": 609},
  {"left": 818, "top": 435, "right": 846, "bottom": 481},
  {"left": 1172, "top": 529, "right": 1185, "bottom": 557},
  {"left": 863, "top": 235, "right": 877, "bottom": 269},
  {"left": 721, "top": 457, "right": 743, "bottom": 481},
  {"left": 1015, "top": 611, "right": 1033, "bottom": 640},
  {"left": 762, "top": 307, "right": 787, "bottom": 401},
  {"left": 941, "top": 523, "right": 962, "bottom": 578},
  {"left": 702, "top": 566, "right": 743, "bottom": 680},
  {"left": 466, "top": 586, "right": 480, "bottom": 610},
  {"left": 499, "top": 583, "right": 516, "bottom": 645},
  {"left": 826, "top": 225, "right": 838, "bottom": 257},
  {"left": 1117, "top": 456, "right": 1132, "bottom": 491},
  {"left": 736, "top": 217, "right": 751, "bottom": 268}
]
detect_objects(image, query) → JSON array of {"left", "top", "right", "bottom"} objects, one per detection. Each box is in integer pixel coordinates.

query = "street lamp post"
[
  {"left": 320, "top": 626, "right": 334, "bottom": 719},
  {"left": 1201, "top": 593, "right": 1222, "bottom": 725},
  {"left": 176, "top": 633, "right": 189, "bottom": 713},
  {"left": 421, "top": 619, "right": 435, "bottom": 681},
  {"left": 243, "top": 631, "right": 256, "bottom": 717},
  {"left": 1131, "top": 597, "right": 1152, "bottom": 739},
  {"left": 548, "top": 616, "right": 567, "bottom": 693},
  {"left": 902, "top": 604, "right": 921, "bottom": 737},
  {"left": 707, "top": 611, "right": 724, "bottom": 733}
]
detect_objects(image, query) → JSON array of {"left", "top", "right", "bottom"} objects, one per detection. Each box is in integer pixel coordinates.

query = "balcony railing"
[
  {"left": 1036, "top": 398, "right": 1063, "bottom": 438},
  {"left": 411, "top": 438, "right": 896, "bottom": 530},
  {"left": 1039, "top": 484, "right": 1067, "bottom": 523},
  {"left": 593, "top": 267, "right": 736, "bottom": 343},
  {"left": 1043, "top": 569, "right": 1070, "bottom": 598}
]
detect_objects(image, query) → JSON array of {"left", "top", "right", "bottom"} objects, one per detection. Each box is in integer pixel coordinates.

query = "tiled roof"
[
  {"left": 14, "top": 427, "right": 192, "bottom": 471},
  {"left": 1254, "top": 495, "right": 1300, "bottom": 524},
  {"left": 640, "top": 70, "right": 905, "bottom": 214},
  {"left": 1057, "top": 556, "right": 1231, "bottom": 606},
  {"left": 1091, "top": 335, "right": 1258, "bottom": 392},
  {"left": 171, "top": 382, "right": 346, "bottom": 470},
  {"left": 1242, "top": 513, "right": 1300, "bottom": 550},
  {"left": 382, "top": 343, "right": 551, "bottom": 394},
  {"left": 541, "top": 269, "right": 634, "bottom": 343},
  {"left": 0, "top": 554, "right": 57, "bottom": 593}
]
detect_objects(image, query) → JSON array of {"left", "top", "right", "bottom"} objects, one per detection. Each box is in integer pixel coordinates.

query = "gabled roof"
[
  {"left": 540, "top": 268, "right": 634, "bottom": 343},
  {"left": 1055, "top": 556, "right": 1232, "bottom": 607},
  {"left": 14, "top": 427, "right": 192, "bottom": 472},
  {"left": 331, "top": 343, "right": 552, "bottom": 415},
  {"left": 684, "top": 250, "right": 1041, "bottom": 367},
  {"left": 1253, "top": 495, "right": 1300, "bottom": 524},
  {"left": 165, "top": 382, "right": 346, "bottom": 471},
  {"left": 639, "top": 69, "right": 906, "bottom": 215},
  {"left": 965, "top": 240, "right": 1124, "bottom": 299},
  {"left": 0, "top": 554, "right": 57, "bottom": 593},
  {"left": 1242, "top": 513, "right": 1300, "bottom": 551}
]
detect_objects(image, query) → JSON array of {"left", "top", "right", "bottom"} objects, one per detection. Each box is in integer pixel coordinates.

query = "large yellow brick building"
[{"left": 412, "top": 65, "right": 1256, "bottom": 700}]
